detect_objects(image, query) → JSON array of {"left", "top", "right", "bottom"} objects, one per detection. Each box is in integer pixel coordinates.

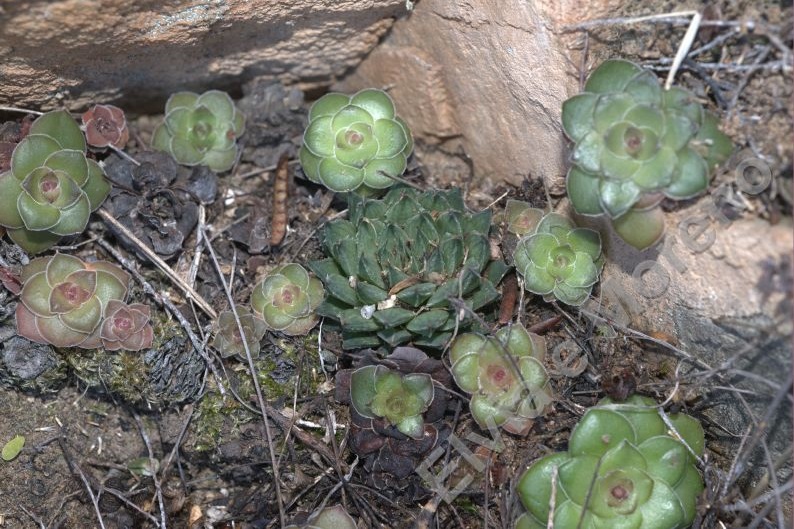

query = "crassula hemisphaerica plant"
[
  {"left": 516, "top": 395, "right": 705, "bottom": 529},
  {"left": 250, "top": 263, "right": 325, "bottom": 336},
  {"left": 450, "top": 324, "right": 551, "bottom": 435},
  {"left": 563, "top": 59, "right": 732, "bottom": 249},
  {"left": 509, "top": 202, "right": 603, "bottom": 306},
  {"left": 212, "top": 307, "right": 268, "bottom": 360},
  {"left": 152, "top": 90, "right": 245, "bottom": 172},
  {"left": 0, "top": 110, "right": 111, "bottom": 254},
  {"left": 15, "top": 253, "right": 153, "bottom": 351},
  {"left": 350, "top": 364, "right": 434, "bottom": 439},
  {"left": 299, "top": 88, "right": 413, "bottom": 193}
]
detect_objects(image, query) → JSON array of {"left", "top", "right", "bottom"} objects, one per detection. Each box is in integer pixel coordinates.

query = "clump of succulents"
[
  {"left": 81, "top": 104, "right": 129, "bottom": 149},
  {"left": 152, "top": 90, "right": 245, "bottom": 172},
  {"left": 15, "top": 253, "right": 153, "bottom": 351},
  {"left": 310, "top": 186, "right": 508, "bottom": 349},
  {"left": 350, "top": 364, "right": 434, "bottom": 439},
  {"left": 0, "top": 110, "right": 111, "bottom": 253},
  {"left": 450, "top": 324, "right": 551, "bottom": 435},
  {"left": 285, "top": 505, "right": 357, "bottom": 529},
  {"left": 212, "top": 306, "right": 268, "bottom": 359},
  {"left": 299, "top": 88, "right": 413, "bottom": 193},
  {"left": 516, "top": 395, "right": 705, "bottom": 529},
  {"left": 250, "top": 263, "right": 325, "bottom": 336},
  {"left": 511, "top": 205, "right": 603, "bottom": 306},
  {"left": 563, "top": 59, "right": 732, "bottom": 249}
]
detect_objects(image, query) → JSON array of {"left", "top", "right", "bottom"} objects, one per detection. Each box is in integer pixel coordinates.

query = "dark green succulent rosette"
[
  {"left": 0, "top": 111, "right": 110, "bottom": 253},
  {"left": 299, "top": 88, "right": 413, "bottom": 193},
  {"left": 513, "top": 210, "right": 603, "bottom": 306},
  {"left": 563, "top": 59, "right": 732, "bottom": 249},
  {"left": 516, "top": 395, "right": 705, "bottom": 529},
  {"left": 309, "top": 186, "right": 509, "bottom": 349},
  {"left": 152, "top": 90, "right": 245, "bottom": 172},
  {"left": 350, "top": 364, "right": 434, "bottom": 439}
]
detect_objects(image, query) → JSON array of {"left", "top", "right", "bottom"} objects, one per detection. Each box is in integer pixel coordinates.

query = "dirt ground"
[{"left": 0, "top": 2, "right": 792, "bottom": 528}]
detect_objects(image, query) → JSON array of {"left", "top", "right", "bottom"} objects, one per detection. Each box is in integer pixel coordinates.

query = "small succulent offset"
[
  {"left": 250, "top": 263, "right": 325, "bottom": 336},
  {"left": 309, "top": 186, "right": 509, "bottom": 349},
  {"left": 99, "top": 300, "right": 154, "bottom": 351},
  {"left": 351, "top": 364, "right": 434, "bottom": 439},
  {"left": 0, "top": 110, "right": 111, "bottom": 254},
  {"left": 152, "top": 90, "right": 245, "bottom": 172},
  {"left": 563, "top": 59, "right": 732, "bottom": 249},
  {"left": 516, "top": 395, "right": 705, "bottom": 529},
  {"left": 284, "top": 505, "right": 357, "bottom": 529},
  {"left": 81, "top": 104, "right": 130, "bottom": 149},
  {"left": 450, "top": 324, "right": 551, "bottom": 435},
  {"left": 299, "top": 88, "right": 413, "bottom": 193},
  {"left": 212, "top": 307, "right": 268, "bottom": 359},
  {"left": 512, "top": 207, "right": 603, "bottom": 306},
  {"left": 15, "top": 253, "right": 154, "bottom": 351}
]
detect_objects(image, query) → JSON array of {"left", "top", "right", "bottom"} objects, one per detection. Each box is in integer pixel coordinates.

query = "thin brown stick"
[
  {"left": 132, "top": 412, "right": 167, "bottom": 529},
  {"left": 57, "top": 437, "right": 108, "bottom": 529},
  {"left": 270, "top": 153, "right": 289, "bottom": 246},
  {"left": 201, "top": 231, "right": 286, "bottom": 527},
  {"left": 97, "top": 208, "right": 217, "bottom": 319}
]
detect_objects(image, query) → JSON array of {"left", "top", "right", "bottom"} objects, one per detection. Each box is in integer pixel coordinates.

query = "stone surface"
[
  {"left": 0, "top": 0, "right": 408, "bottom": 112},
  {"left": 336, "top": 0, "right": 620, "bottom": 191}
]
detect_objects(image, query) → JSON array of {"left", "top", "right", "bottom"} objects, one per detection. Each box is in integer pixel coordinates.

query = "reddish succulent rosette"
[
  {"left": 81, "top": 104, "right": 130, "bottom": 149},
  {"left": 99, "top": 300, "right": 154, "bottom": 351}
]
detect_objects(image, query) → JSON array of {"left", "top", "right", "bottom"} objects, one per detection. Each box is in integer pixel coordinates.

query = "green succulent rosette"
[
  {"left": 309, "top": 186, "right": 509, "bottom": 350},
  {"left": 0, "top": 110, "right": 111, "bottom": 254},
  {"left": 563, "top": 59, "right": 732, "bottom": 249},
  {"left": 513, "top": 210, "right": 603, "bottom": 306},
  {"left": 212, "top": 306, "right": 268, "bottom": 360},
  {"left": 15, "top": 253, "right": 131, "bottom": 348},
  {"left": 250, "top": 263, "right": 325, "bottom": 336},
  {"left": 299, "top": 88, "right": 413, "bottom": 193},
  {"left": 450, "top": 324, "right": 551, "bottom": 435},
  {"left": 350, "top": 364, "right": 434, "bottom": 439},
  {"left": 516, "top": 395, "right": 705, "bottom": 529},
  {"left": 152, "top": 90, "right": 245, "bottom": 172}
]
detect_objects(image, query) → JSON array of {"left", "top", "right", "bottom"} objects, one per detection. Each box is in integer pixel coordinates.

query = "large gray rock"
[{"left": 0, "top": 0, "right": 408, "bottom": 111}]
